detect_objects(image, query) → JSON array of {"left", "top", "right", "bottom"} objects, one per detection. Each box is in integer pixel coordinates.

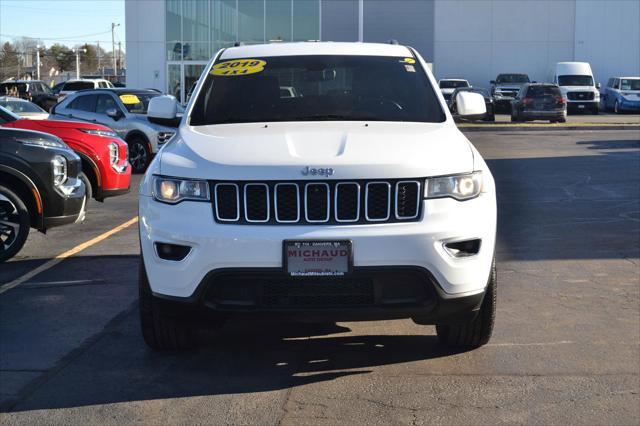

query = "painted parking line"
[{"left": 0, "top": 216, "right": 139, "bottom": 295}]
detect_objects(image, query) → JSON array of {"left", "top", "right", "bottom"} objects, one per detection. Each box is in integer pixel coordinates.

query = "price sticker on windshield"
[
  {"left": 119, "top": 94, "right": 141, "bottom": 104},
  {"left": 211, "top": 59, "right": 266, "bottom": 76}
]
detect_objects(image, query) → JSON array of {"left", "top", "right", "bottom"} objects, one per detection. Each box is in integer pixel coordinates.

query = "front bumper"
[
  {"left": 619, "top": 98, "right": 640, "bottom": 111},
  {"left": 521, "top": 109, "right": 566, "bottom": 120},
  {"left": 567, "top": 100, "right": 598, "bottom": 112},
  {"left": 139, "top": 193, "right": 497, "bottom": 301},
  {"left": 151, "top": 266, "right": 486, "bottom": 324},
  {"left": 43, "top": 178, "right": 86, "bottom": 228}
]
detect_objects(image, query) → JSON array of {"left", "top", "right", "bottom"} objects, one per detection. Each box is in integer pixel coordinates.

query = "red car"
[{"left": 0, "top": 106, "right": 130, "bottom": 202}]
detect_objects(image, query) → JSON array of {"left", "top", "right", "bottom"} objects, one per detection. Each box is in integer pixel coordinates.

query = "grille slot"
[
  {"left": 244, "top": 184, "right": 269, "bottom": 222},
  {"left": 214, "top": 183, "right": 240, "bottom": 221},
  {"left": 274, "top": 183, "right": 299, "bottom": 223},
  {"left": 263, "top": 279, "right": 374, "bottom": 307},
  {"left": 211, "top": 179, "right": 421, "bottom": 225},
  {"left": 395, "top": 181, "right": 420, "bottom": 219},
  {"left": 335, "top": 183, "right": 360, "bottom": 222},
  {"left": 305, "top": 183, "right": 330, "bottom": 222},
  {"left": 365, "top": 182, "right": 391, "bottom": 221}
]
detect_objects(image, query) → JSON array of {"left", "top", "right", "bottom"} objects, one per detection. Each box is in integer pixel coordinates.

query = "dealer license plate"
[
  {"left": 284, "top": 240, "right": 352, "bottom": 277},
  {"left": 578, "top": 104, "right": 585, "bottom": 109}
]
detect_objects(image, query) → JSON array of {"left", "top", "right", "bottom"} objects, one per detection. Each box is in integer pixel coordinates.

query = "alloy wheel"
[
  {"left": 129, "top": 141, "right": 148, "bottom": 172},
  {"left": 0, "top": 193, "right": 21, "bottom": 253}
]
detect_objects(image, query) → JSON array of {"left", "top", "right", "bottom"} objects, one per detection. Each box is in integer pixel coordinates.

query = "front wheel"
[
  {"left": 436, "top": 259, "right": 496, "bottom": 348},
  {"left": 139, "top": 258, "right": 195, "bottom": 351},
  {"left": 78, "top": 172, "right": 92, "bottom": 205},
  {"left": 0, "top": 185, "right": 31, "bottom": 263},
  {"left": 128, "top": 138, "right": 151, "bottom": 174}
]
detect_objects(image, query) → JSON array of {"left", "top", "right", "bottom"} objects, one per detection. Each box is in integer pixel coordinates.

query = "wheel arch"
[
  {"left": 76, "top": 152, "right": 101, "bottom": 200},
  {"left": 0, "top": 165, "right": 44, "bottom": 231}
]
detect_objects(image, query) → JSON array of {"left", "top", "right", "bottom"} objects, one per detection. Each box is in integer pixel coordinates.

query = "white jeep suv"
[{"left": 138, "top": 42, "right": 497, "bottom": 351}]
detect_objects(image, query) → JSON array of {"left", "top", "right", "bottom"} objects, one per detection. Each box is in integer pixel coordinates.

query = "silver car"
[{"left": 51, "top": 89, "right": 178, "bottom": 172}]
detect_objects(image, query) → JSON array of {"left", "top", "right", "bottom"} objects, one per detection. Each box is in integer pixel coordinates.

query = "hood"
[
  {"left": 18, "top": 112, "right": 50, "bottom": 120},
  {"left": 27, "top": 119, "right": 113, "bottom": 132},
  {"left": 160, "top": 121, "right": 473, "bottom": 180},
  {"left": 559, "top": 86, "right": 598, "bottom": 94},
  {"left": 494, "top": 83, "right": 524, "bottom": 90}
]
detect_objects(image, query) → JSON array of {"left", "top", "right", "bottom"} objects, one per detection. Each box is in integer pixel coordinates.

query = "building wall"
[
  {"left": 125, "top": 0, "right": 166, "bottom": 91},
  {"left": 574, "top": 0, "right": 640, "bottom": 84},
  {"left": 433, "top": 0, "right": 576, "bottom": 87},
  {"left": 321, "top": 0, "right": 359, "bottom": 42}
]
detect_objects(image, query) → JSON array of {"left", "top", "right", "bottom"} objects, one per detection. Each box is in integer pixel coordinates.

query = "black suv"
[
  {"left": 0, "top": 80, "right": 58, "bottom": 112},
  {"left": 0, "top": 128, "right": 86, "bottom": 262},
  {"left": 510, "top": 83, "right": 567, "bottom": 123}
]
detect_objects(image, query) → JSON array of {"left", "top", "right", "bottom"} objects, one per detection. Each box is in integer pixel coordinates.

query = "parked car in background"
[
  {"left": 57, "top": 79, "right": 114, "bottom": 100},
  {"left": 0, "top": 97, "right": 49, "bottom": 120},
  {"left": 490, "top": 73, "right": 531, "bottom": 113},
  {"left": 51, "top": 88, "right": 178, "bottom": 173},
  {"left": 448, "top": 87, "right": 495, "bottom": 121},
  {"left": 602, "top": 77, "right": 640, "bottom": 113},
  {"left": 550, "top": 62, "right": 599, "bottom": 114},
  {"left": 0, "top": 80, "right": 58, "bottom": 112},
  {"left": 0, "top": 106, "right": 130, "bottom": 202},
  {"left": 510, "top": 83, "right": 566, "bottom": 123},
  {"left": 0, "top": 127, "right": 86, "bottom": 262},
  {"left": 438, "top": 79, "right": 470, "bottom": 101}
]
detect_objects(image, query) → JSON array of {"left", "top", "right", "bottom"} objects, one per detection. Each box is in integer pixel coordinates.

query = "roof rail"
[
  {"left": 387, "top": 39, "right": 400, "bottom": 45},
  {"left": 233, "top": 41, "right": 245, "bottom": 47}
]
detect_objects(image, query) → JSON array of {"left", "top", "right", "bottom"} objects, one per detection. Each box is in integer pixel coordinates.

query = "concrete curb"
[{"left": 458, "top": 124, "right": 640, "bottom": 132}]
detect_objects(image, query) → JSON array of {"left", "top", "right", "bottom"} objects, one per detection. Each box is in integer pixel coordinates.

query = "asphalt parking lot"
[{"left": 1, "top": 129, "right": 639, "bottom": 424}]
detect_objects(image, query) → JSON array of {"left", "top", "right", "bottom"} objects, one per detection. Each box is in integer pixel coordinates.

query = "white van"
[{"left": 550, "top": 62, "right": 600, "bottom": 114}]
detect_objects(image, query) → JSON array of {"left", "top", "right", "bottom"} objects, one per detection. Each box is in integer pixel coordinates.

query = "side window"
[
  {"left": 68, "top": 95, "right": 97, "bottom": 112},
  {"left": 607, "top": 78, "right": 614, "bottom": 88},
  {"left": 95, "top": 94, "right": 118, "bottom": 114},
  {"left": 613, "top": 79, "right": 620, "bottom": 90}
]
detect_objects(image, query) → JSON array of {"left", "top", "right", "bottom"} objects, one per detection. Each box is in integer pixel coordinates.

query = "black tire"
[
  {"left": 0, "top": 185, "right": 30, "bottom": 263},
  {"left": 139, "top": 258, "right": 194, "bottom": 351},
  {"left": 78, "top": 172, "right": 92, "bottom": 205},
  {"left": 436, "top": 259, "right": 496, "bottom": 348},
  {"left": 558, "top": 117, "right": 567, "bottom": 123},
  {"left": 128, "top": 138, "right": 151, "bottom": 174}
]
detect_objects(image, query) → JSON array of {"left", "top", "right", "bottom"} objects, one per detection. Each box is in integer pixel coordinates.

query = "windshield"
[
  {"left": 118, "top": 93, "right": 159, "bottom": 114},
  {"left": 557, "top": 75, "right": 594, "bottom": 86},
  {"left": 190, "top": 55, "right": 445, "bottom": 125},
  {"left": 63, "top": 81, "right": 94, "bottom": 91},
  {"left": 0, "top": 83, "right": 27, "bottom": 95},
  {"left": 439, "top": 80, "right": 468, "bottom": 89},
  {"left": 496, "top": 74, "right": 529, "bottom": 84},
  {"left": 0, "top": 99, "right": 45, "bottom": 113},
  {"left": 620, "top": 79, "right": 640, "bottom": 90}
]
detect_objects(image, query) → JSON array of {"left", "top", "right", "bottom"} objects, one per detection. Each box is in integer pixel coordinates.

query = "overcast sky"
[{"left": 0, "top": 0, "right": 125, "bottom": 50}]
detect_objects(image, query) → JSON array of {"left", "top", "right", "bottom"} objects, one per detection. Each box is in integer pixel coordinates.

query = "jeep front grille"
[{"left": 211, "top": 180, "right": 422, "bottom": 225}]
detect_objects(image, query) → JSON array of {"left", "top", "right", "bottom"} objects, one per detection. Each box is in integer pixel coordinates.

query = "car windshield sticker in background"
[
  {"left": 211, "top": 59, "right": 266, "bottom": 76},
  {"left": 119, "top": 94, "right": 141, "bottom": 104}
]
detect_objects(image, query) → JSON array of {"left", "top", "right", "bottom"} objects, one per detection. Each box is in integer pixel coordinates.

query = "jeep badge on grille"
[{"left": 301, "top": 166, "right": 334, "bottom": 177}]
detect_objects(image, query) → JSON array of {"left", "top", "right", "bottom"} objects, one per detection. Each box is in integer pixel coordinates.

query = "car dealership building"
[{"left": 126, "top": 0, "right": 640, "bottom": 104}]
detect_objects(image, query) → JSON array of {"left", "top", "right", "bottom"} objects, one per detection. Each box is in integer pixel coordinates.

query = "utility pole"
[
  {"left": 36, "top": 45, "right": 41, "bottom": 80},
  {"left": 97, "top": 41, "right": 101, "bottom": 74},
  {"left": 118, "top": 41, "right": 122, "bottom": 78},
  {"left": 111, "top": 22, "right": 120, "bottom": 80},
  {"left": 74, "top": 48, "right": 86, "bottom": 79}
]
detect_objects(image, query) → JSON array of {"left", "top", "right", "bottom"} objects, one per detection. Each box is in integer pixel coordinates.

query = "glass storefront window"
[
  {"left": 168, "top": 64, "right": 181, "bottom": 101},
  {"left": 266, "top": 0, "right": 292, "bottom": 42},
  {"left": 212, "top": 0, "right": 237, "bottom": 52},
  {"left": 166, "top": 0, "right": 182, "bottom": 60},
  {"left": 293, "top": 0, "right": 320, "bottom": 42},
  {"left": 238, "top": 0, "right": 264, "bottom": 44},
  {"left": 183, "top": 0, "right": 209, "bottom": 46},
  {"left": 185, "top": 64, "right": 207, "bottom": 103}
]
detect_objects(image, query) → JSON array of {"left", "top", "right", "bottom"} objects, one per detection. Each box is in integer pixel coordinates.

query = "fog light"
[
  {"left": 155, "top": 242, "right": 191, "bottom": 261},
  {"left": 444, "top": 239, "right": 481, "bottom": 258}
]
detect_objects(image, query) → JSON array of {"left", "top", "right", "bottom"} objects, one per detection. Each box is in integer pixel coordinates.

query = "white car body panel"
[{"left": 139, "top": 42, "right": 497, "bottom": 303}]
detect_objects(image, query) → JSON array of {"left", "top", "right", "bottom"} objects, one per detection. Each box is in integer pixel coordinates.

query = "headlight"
[
  {"left": 153, "top": 176, "right": 209, "bottom": 204},
  {"left": 51, "top": 155, "right": 68, "bottom": 187},
  {"left": 157, "top": 132, "right": 175, "bottom": 144},
  {"left": 17, "top": 137, "right": 66, "bottom": 149},
  {"left": 108, "top": 142, "right": 118, "bottom": 165},
  {"left": 425, "top": 171, "right": 483, "bottom": 201},
  {"left": 79, "top": 129, "right": 118, "bottom": 138}
]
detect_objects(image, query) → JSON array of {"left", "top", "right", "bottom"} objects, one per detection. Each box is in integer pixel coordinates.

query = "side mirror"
[
  {"left": 454, "top": 92, "right": 487, "bottom": 120},
  {"left": 148, "top": 95, "right": 179, "bottom": 120},
  {"left": 596, "top": 82, "right": 601, "bottom": 89},
  {"left": 106, "top": 108, "right": 121, "bottom": 120}
]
